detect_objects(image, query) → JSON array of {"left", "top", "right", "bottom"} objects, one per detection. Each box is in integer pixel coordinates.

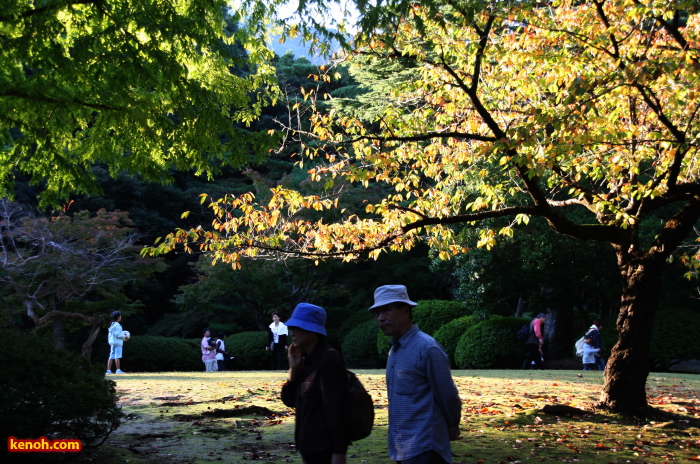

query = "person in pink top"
[
  {"left": 521, "top": 313, "right": 546, "bottom": 369},
  {"left": 201, "top": 329, "right": 218, "bottom": 371}
]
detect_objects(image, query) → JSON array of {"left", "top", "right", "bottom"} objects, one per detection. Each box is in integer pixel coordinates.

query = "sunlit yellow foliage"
[{"left": 146, "top": 0, "right": 700, "bottom": 272}]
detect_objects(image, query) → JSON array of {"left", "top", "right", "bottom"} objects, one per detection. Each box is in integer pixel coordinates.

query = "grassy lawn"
[{"left": 78, "top": 369, "right": 700, "bottom": 464}]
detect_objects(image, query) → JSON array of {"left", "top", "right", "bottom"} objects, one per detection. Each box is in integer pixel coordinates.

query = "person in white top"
[
  {"left": 215, "top": 331, "right": 228, "bottom": 371},
  {"left": 266, "top": 312, "right": 289, "bottom": 370},
  {"left": 106, "top": 311, "right": 127, "bottom": 374},
  {"left": 582, "top": 336, "right": 601, "bottom": 371}
]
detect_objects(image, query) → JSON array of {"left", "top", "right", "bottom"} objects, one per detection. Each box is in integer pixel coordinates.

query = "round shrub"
[
  {"left": 455, "top": 316, "right": 528, "bottom": 369},
  {"left": 338, "top": 309, "right": 373, "bottom": 342},
  {"left": 433, "top": 315, "right": 479, "bottom": 367},
  {"left": 413, "top": 300, "right": 470, "bottom": 335},
  {"left": 92, "top": 335, "right": 202, "bottom": 372},
  {"left": 226, "top": 331, "right": 269, "bottom": 370},
  {"left": 342, "top": 319, "right": 382, "bottom": 368},
  {"left": 0, "top": 330, "right": 122, "bottom": 447}
]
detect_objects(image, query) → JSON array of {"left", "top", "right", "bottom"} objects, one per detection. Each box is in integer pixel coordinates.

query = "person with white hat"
[
  {"left": 369, "top": 285, "right": 461, "bottom": 464},
  {"left": 281, "top": 303, "right": 350, "bottom": 464}
]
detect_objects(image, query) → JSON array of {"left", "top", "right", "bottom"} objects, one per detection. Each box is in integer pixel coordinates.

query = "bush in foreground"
[{"left": 0, "top": 330, "right": 122, "bottom": 447}]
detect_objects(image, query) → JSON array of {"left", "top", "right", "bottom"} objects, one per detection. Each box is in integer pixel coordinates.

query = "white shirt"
[{"left": 269, "top": 321, "right": 289, "bottom": 344}]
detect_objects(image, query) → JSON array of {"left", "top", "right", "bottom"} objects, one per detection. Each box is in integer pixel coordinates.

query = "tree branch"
[
  {"left": 0, "top": 0, "right": 98, "bottom": 22},
  {"left": 36, "top": 309, "right": 103, "bottom": 328},
  {"left": 0, "top": 91, "right": 123, "bottom": 112}
]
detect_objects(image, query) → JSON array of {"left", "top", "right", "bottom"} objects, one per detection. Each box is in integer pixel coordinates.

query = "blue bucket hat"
[{"left": 286, "top": 303, "right": 327, "bottom": 336}]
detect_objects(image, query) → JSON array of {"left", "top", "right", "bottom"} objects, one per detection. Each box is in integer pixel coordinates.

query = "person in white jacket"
[
  {"left": 581, "top": 336, "right": 600, "bottom": 371},
  {"left": 106, "top": 311, "right": 127, "bottom": 374}
]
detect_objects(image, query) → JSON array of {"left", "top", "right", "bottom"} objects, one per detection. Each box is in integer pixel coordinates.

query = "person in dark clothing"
[
  {"left": 522, "top": 313, "right": 546, "bottom": 370},
  {"left": 586, "top": 319, "right": 606, "bottom": 371},
  {"left": 281, "top": 303, "right": 350, "bottom": 464},
  {"left": 266, "top": 311, "right": 289, "bottom": 370},
  {"left": 215, "top": 331, "right": 228, "bottom": 371}
]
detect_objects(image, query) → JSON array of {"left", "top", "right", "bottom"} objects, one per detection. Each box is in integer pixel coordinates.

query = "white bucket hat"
[{"left": 369, "top": 285, "right": 417, "bottom": 311}]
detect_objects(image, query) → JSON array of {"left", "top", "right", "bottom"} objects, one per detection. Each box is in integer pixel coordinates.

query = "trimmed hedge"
[
  {"left": 413, "top": 300, "right": 470, "bottom": 335},
  {"left": 342, "top": 319, "right": 382, "bottom": 368},
  {"left": 93, "top": 335, "right": 202, "bottom": 372},
  {"left": 455, "top": 316, "right": 529, "bottom": 369},
  {"left": 226, "top": 331, "right": 270, "bottom": 370},
  {"left": 0, "top": 330, "right": 122, "bottom": 448},
  {"left": 433, "top": 315, "right": 479, "bottom": 367}
]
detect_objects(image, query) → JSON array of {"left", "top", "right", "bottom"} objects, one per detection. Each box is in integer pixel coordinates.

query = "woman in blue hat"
[{"left": 281, "top": 303, "right": 350, "bottom": 464}]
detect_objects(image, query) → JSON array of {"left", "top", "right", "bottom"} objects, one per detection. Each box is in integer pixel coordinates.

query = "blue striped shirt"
[{"left": 386, "top": 325, "right": 461, "bottom": 462}]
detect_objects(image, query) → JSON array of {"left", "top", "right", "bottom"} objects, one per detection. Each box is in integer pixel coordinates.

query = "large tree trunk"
[{"left": 598, "top": 255, "right": 664, "bottom": 413}]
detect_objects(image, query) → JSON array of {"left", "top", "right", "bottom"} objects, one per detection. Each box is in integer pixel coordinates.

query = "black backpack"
[
  {"left": 516, "top": 323, "right": 530, "bottom": 341},
  {"left": 345, "top": 370, "right": 374, "bottom": 442}
]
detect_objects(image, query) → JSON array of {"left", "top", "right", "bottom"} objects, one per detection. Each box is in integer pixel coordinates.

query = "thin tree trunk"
[
  {"left": 598, "top": 256, "right": 663, "bottom": 413},
  {"left": 53, "top": 316, "right": 65, "bottom": 350},
  {"left": 515, "top": 294, "right": 527, "bottom": 318},
  {"left": 82, "top": 319, "right": 105, "bottom": 359}
]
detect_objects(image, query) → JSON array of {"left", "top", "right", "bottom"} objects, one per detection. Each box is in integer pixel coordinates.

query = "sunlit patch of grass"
[{"left": 74, "top": 370, "right": 700, "bottom": 464}]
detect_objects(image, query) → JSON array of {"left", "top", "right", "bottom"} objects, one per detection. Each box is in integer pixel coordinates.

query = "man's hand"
[{"left": 448, "top": 426, "right": 461, "bottom": 440}]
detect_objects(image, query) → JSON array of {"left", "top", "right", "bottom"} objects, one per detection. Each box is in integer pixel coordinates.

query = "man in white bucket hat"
[{"left": 370, "top": 285, "right": 461, "bottom": 464}]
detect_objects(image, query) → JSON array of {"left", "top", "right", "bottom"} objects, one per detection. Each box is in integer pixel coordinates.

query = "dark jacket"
[
  {"left": 281, "top": 342, "right": 350, "bottom": 457},
  {"left": 586, "top": 325, "right": 602, "bottom": 349}
]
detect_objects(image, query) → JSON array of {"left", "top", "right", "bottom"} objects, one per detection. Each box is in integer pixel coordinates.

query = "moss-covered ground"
[{"left": 69, "top": 370, "right": 700, "bottom": 464}]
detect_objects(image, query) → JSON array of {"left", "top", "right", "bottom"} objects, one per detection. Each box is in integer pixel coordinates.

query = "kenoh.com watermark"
[{"left": 7, "top": 436, "right": 82, "bottom": 453}]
